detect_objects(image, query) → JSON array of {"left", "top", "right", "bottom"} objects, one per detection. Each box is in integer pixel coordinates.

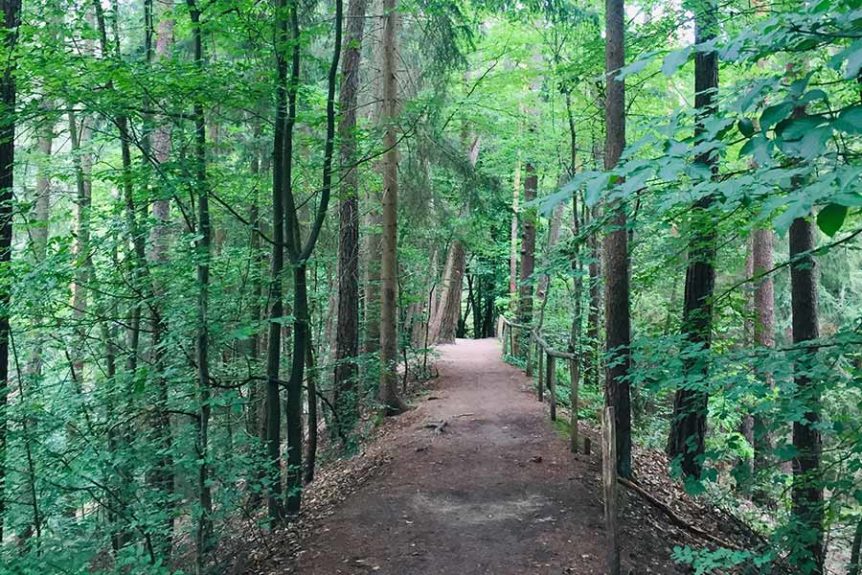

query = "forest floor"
[{"left": 246, "top": 338, "right": 759, "bottom": 575}]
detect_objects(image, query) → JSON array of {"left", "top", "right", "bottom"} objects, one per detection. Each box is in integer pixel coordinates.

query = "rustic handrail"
[{"left": 497, "top": 316, "right": 583, "bottom": 455}]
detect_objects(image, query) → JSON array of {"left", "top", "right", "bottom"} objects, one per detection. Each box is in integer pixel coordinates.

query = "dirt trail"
[{"left": 297, "top": 339, "right": 681, "bottom": 575}]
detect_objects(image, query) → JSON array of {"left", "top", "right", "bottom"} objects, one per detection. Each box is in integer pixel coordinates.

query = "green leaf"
[
  {"left": 617, "top": 53, "right": 655, "bottom": 79},
  {"left": 775, "top": 114, "right": 823, "bottom": 141},
  {"left": 844, "top": 38, "right": 862, "bottom": 79},
  {"left": 738, "top": 118, "right": 755, "bottom": 138},
  {"left": 817, "top": 204, "right": 848, "bottom": 237},
  {"left": 834, "top": 105, "right": 862, "bottom": 135},
  {"left": 760, "top": 102, "right": 793, "bottom": 131},
  {"left": 662, "top": 47, "right": 691, "bottom": 76},
  {"left": 800, "top": 89, "right": 828, "bottom": 106}
]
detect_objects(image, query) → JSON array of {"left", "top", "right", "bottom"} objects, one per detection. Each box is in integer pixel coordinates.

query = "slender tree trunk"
[
  {"left": 333, "top": 0, "right": 369, "bottom": 447},
  {"left": 509, "top": 157, "right": 521, "bottom": 304},
  {"left": 304, "top": 335, "right": 317, "bottom": 484},
  {"left": 667, "top": 0, "right": 718, "bottom": 479},
  {"left": 146, "top": 11, "right": 175, "bottom": 555},
  {"left": 0, "top": 0, "right": 19, "bottom": 544},
  {"left": 790, "top": 215, "right": 824, "bottom": 574},
  {"left": 378, "top": 0, "right": 406, "bottom": 415},
  {"left": 19, "top": 101, "right": 53, "bottom": 543},
  {"left": 751, "top": 228, "right": 774, "bottom": 473},
  {"left": 282, "top": 0, "right": 343, "bottom": 515},
  {"left": 187, "top": 3, "right": 213, "bottom": 570},
  {"left": 603, "top": 0, "right": 632, "bottom": 479},
  {"left": 517, "top": 162, "right": 537, "bottom": 351}
]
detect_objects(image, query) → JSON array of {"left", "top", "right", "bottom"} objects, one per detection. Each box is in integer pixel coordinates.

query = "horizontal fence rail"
[{"left": 497, "top": 316, "right": 586, "bottom": 455}]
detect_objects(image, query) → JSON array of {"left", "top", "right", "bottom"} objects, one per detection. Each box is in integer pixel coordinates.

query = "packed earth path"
[{"left": 293, "top": 338, "right": 686, "bottom": 575}]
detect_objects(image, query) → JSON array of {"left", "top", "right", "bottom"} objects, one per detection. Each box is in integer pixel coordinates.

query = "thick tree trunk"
[
  {"left": 667, "top": 0, "right": 718, "bottom": 479},
  {"left": 378, "top": 0, "right": 406, "bottom": 415},
  {"left": 430, "top": 240, "right": 466, "bottom": 344},
  {"left": 333, "top": 0, "right": 369, "bottom": 446},
  {"left": 789, "top": 215, "right": 824, "bottom": 574},
  {"left": 603, "top": 0, "right": 632, "bottom": 479}
]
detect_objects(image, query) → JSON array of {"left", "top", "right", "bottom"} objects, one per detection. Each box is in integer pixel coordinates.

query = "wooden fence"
[{"left": 497, "top": 315, "right": 586, "bottom": 455}]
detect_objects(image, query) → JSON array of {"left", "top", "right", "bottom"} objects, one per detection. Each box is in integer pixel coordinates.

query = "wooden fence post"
[
  {"left": 547, "top": 354, "right": 556, "bottom": 421},
  {"left": 603, "top": 406, "right": 620, "bottom": 575},
  {"left": 537, "top": 348, "right": 544, "bottom": 402},
  {"left": 509, "top": 325, "right": 516, "bottom": 358},
  {"left": 569, "top": 358, "right": 579, "bottom": 453},
  {"left": 526, "top": 333, "right": 533, "bottom": 377}
]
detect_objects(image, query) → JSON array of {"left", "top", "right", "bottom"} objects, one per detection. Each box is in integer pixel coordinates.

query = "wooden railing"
[{"left": 497, "top": 316, "right": 586, "bottom": 454}]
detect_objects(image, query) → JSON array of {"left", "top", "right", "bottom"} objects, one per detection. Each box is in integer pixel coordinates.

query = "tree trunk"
[
  {"left": 789, "top": 215, "right": 824, "bottom": 574},
  {"left": 667, "top": 0, "right": 718, "bottom": 480},
  {"left": 333, "top": 0, "right": 369, "bottom": 447},
  {"left": 430, "top": 240, "right": 466, "bottom": 344},
  {"left": 516, "top": 162, "right": 537, "bottom": 353},
  {"left": 186, "top": 3, "right": 214, "bottom": 570},
  {"left": 509, "top": 157, "right": 521, "bottom": 304},
  {"left": 378, "top": 0, "right": 406, "bottom": 416},
  {"left": 751, "top": 228, "right": 774, "bottom": 473},
  {"left": 146, "top": 11, "right": 175, "bottom": 555},
  {"left": 0, "top": 0, "right": 19, "bottom": 543},
  {"left": 603, "top": 0, "right": 632, "bottom": 479}
]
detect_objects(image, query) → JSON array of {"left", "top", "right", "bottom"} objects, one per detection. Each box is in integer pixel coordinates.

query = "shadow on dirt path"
[{"left": 296, "top": 338, "right": 683, "bottom": 575}]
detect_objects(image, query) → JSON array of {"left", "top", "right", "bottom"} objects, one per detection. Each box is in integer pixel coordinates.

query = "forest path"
[{"left": 295, "top": 338, "right": 677, "bottom": 575}]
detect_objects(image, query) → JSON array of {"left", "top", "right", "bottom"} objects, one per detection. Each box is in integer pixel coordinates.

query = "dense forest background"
[{"left": 0, "top": 0, "right": 860, "bottom": 573}]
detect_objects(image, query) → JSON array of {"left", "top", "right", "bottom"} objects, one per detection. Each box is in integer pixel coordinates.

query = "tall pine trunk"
[
  {"left": 333, "top": 0, "right": 369, "bottom": 446},
  {"left": 790, "top": 215, "right": 824, "bottom": 574},
  {"left": 378, "top": 0, "right": 406, "bottom": 415},
  {"left": 667, "top": 0, "right": 718, "bottom": 479},
  {"left": 603, "top": 0, "right": 632, "bottom": 479}
]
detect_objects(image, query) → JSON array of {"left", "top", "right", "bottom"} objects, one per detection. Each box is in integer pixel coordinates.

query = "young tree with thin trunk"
[
  {"left": 603, "top": 0, "right": 632, "bottom": 479},
  {"left": 378, "top": 0, "right": 406, "bottom": 416},
  {"left": 186, "top": 1, "right": 213, "bottom": 568},
  {"left": 0, "top": 0, "right": 20, "bottom": 544},
  {"left": 278, "top": 0, "right": 344, "bottom": 514},
  {"left": 667, "top": 0, "right": 719, "bottom": 479}
]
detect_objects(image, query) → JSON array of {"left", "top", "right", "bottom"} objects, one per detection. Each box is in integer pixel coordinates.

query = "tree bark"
[
  {"left": 146, "top": 11, "right": 175, "bottom": 555},
  {"left": 378, "top": 0, "right": 406, "bottom": 415},
  {"left": 0, "top": 0, "right": 20, "bottom": 544},
  {"left": 789, "top": 215, "right": 824, "bottom": 574},
  {"left": 667, "top": 0, "right": 718, "bottom": 479},
  {"left": 603, "top": 0, "right": 632, "bottom": 479},
  {"left": 333, "top": 0, "right": 369, "bottom": 447},
  {"left": 186, "top": 3, "right": 214, "bottom": 569},
  {"left": 751, "top": 228, "right": 774, "bottom": 474},
  {"left": 430, "top": 240, "right": 466, "bottom": 344},
  {"left": 516, "top": 162, "right": 537, "bottom": 352},
  {"left": 509, "top": 157, "right": 521, "bottom": 304},
  {"left": 264, "top": 0, "right": 294, "bottom": 524}
]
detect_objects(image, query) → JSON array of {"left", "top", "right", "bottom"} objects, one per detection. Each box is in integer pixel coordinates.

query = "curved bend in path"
[{"left": 298, "top": 338, "right": 678, "bottom": 575}]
